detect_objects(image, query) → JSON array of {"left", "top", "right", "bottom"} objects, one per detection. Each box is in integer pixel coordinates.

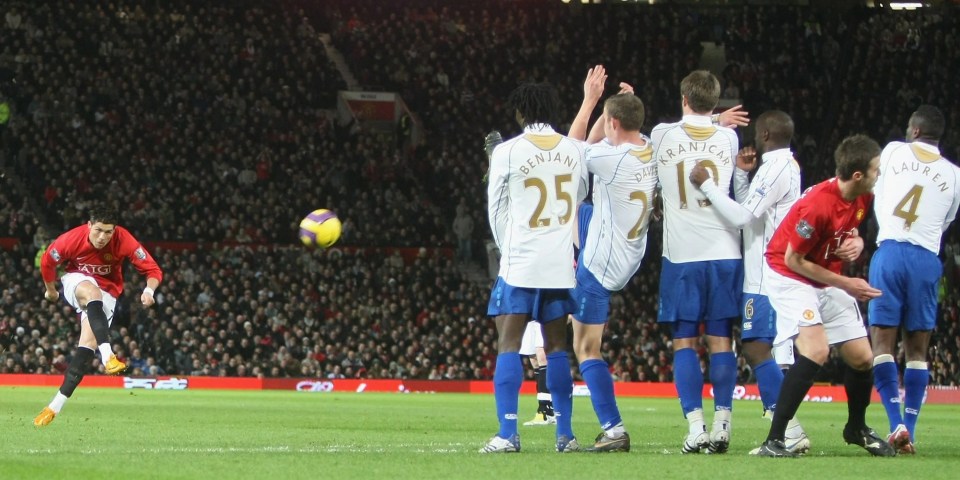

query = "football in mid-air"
[{"left": 298, "top": 209, "right": 342, "bottom": 248}]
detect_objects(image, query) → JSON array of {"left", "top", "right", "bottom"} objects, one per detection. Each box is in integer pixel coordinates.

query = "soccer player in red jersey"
[
  {"left": 33, "top": 207, "right": 163, "bottom": 427},
  {"left": 754, "top": 135, "right": 895, "bottom": 457}
]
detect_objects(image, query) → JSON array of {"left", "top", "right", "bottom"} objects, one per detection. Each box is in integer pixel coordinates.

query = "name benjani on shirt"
[{"left": 519, "top": 152, "right": 579, "bottom": 176}]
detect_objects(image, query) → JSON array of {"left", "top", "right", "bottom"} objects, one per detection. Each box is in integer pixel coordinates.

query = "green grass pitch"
[{"left": 2, "top": 387, "right": 959, "bottom": 479}]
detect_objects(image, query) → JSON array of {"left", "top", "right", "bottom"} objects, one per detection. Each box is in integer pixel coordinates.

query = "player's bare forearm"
[
  {"left": 43, "top": 281, "right": 59, "bottom": 302},
  {"left": 784, "top": 245, "right": 880, "bottom": 301},
  {"left": 569, "top": 102, "right": 596, "bottom": 141}
]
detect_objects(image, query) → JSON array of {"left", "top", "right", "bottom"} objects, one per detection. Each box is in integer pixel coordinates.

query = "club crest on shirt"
[
  {"left": 50, "top": 248, "right": 61, "bottom": 262},
  {"left": 103, "top": 253, "right": 114, "bottom": 261},
  {"left": 803, "top": 309, "right": 815, "bottom": 321},
  {"left": 856, "top": 209, "right": 864, "bottom": 221},
  {"left": 796, "top": 219, "right": 814, "bottom": 239},
  {"left": 135, "top": 247, "right": 147, "bottom": 260},
  {"left": 754, "top": 183, "right": 770, "bottom": 198}
]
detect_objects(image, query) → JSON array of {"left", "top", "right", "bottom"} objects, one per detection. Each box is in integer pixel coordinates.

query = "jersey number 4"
[
  {"left": 892, "top": 185, "right": 923, "bottom": 231},
  {"left": 524, "top": 174, "right": 573, "bottom": 228}
]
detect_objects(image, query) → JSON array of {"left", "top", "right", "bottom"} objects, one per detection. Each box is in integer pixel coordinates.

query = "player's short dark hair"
[
  {"left": 909, "top": 104, "right": 945, "bottom": 141},
  {"left": 680, "top": 70, "right": 721, "bottom": 114},
  {"left": 604, "top": 94, "right": 645, "bottom": 132},
  {"left": 835, "top": 134, "right": 880, "bottom": 181},
  {"left": 89, "top": 207, "right": 120, "bottom": 225},
  {"left": 757, "top": 110, "right": 794, "bottom": 145},
  {"left": 508, "top": 82, "right": 561, "bottom": 127}
]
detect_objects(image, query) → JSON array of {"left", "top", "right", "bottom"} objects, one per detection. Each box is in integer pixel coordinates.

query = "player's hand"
[
  {"left": 719, "top": 105, "right": 750, "bottom": 129},
  {"left": 484, "top": 130, "right": 502, "bottom": 158},
  {"left": 835, "top": 235, "right": 864, "bottom": 262},
  {"left": 651, "top": 189, "right": 663, "bottom": 222},
  {"left": 736, "top": 146, "right": 758, "bottom": 172},
  {"left": 841, "top": 277, "right": 882, "bottom": 302},
  {"left": 689, "top": 162, "right": 711, "bottom": 188},
  {"left": 141, "top": 290, "right": 156, "bottom": 307},
  {"left": 617, "top": 82, "right": 634, "bottom": 95},
  {"left": 583, "top": 65, "right": 607, "bottom": 103},
  {"left": 44, "top": 289, "right": 59, "bottom": 303}
]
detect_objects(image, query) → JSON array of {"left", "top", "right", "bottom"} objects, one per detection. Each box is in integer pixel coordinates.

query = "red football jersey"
[
  {"left": 765, "top": 178, "right": 872, "bottom": 287},
  {"left": 40, "top": 224, "right": 163, "bottom": 298}
]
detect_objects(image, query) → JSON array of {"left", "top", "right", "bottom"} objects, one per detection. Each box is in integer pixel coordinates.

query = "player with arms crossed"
[
  {"left": 755, "top": 135, "right": 895, "bottom": 457},
  {"left": 34, "top": 207, "right": 163, "bottom": 426},
  {"left": 689, "top": 110, "right": 810, "bottom": 453},
  {"left": 481, "top": 81, "right": 589, "bottom": 453},
  {"left": 651, "top": 70, "right": 741, "bottom": 454},
  {"left": 869, "top": 105, "right": 960, "bottom": 454}
]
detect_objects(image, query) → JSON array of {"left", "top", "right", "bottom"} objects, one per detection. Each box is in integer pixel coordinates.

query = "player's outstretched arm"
[
  {"left": 569, "top": 65, "right": 606, "bottom": 141},
  {"left": 689, "top": 162, "right": 755, "bottom": 228}
]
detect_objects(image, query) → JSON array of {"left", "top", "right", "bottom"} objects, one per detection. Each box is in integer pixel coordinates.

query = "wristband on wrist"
[
  {"left": 711, "top": 113, "right": 721, "bottom": 125},
  {"left": 143, "top": 287, "right": 155, "bottom": 296}
]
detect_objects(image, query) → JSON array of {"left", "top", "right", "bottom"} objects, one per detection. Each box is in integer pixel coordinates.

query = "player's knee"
[
  {"left": 76, "top": 282, "right": 103, "bottom": 305},
  {"left": 798, "top": 343, "right": 829, "bottom": 364},
  {"left": 741, "top": 341, "right": 772, "bottom": 366}
]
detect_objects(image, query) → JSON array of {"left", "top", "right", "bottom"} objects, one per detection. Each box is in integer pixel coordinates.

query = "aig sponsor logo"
[
  {"left": 296, "top": 380, "right": 335, "bottom": 392},
  {"left": 124, "top": 377, "right": 189, "bottom": 390},
  {"left": 78, "top": 264, "right": 112, "bottom": 275}
]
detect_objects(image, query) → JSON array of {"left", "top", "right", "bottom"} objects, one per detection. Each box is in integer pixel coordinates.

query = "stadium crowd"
[{"left": 1, "top": 0, "right": 958, "bottom": 386}]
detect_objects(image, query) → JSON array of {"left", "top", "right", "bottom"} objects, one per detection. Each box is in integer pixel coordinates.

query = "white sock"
[
  {"left": 606, "top": 423, "right": 626, "bottom": 438},
  {"left": 712, "top": 409, "right": 731, "bottom": 433},
  {"left": 98, "top": 343, "right": 114, "bottom": 365},
  {"left": 686, "top": 409, "right": 706, "bottom": 436},
  {"left": 786, "top": 417, "right": 805, "bottom": 438},
  {"left": 49, "top": 392, "right": 68, "bottom": 414}
]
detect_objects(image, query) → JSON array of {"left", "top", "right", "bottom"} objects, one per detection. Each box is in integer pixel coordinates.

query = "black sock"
[
  {"left": 844, "top": 365, "right": 872, "bottom": 430},
  {"left": 535, "top": 366, "right": 553, "bottom": 415},
  {"left": 86, "top": 300, "right": 111, "bottom": 346},
  {"left": 59, "top": 347, "right": 96, "bottom": 397},
  {"left": 768, "top": 354, "right": 821, "bottom": 442}
]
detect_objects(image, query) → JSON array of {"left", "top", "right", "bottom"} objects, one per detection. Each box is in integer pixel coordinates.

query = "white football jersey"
[
  {"left": 740, "top": 149, "right": 801, "bottom": 294},
  {"left": 488, "top": 124, "right": 589, "bottom": 288},
  {"left": 874, "top": 141, "right": 960, "bottom": 254},
  {"left": 580, "top": 139, "right": 658, "bottom": 291},
  {"left": 651, "top": 115, "right": 741, "bottom": 262}
]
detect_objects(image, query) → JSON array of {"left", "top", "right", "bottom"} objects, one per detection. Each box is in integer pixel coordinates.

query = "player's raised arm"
[{"left": 569, "top": 65, "right": 606, "bottom": 141}]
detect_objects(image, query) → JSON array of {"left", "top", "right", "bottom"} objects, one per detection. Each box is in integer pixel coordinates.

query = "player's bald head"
[
  {"left": 756, "top": 110, "right": 794, "bottom": 147},
  {"left": 908, "top": 104, "right": 945, "bottom": 142}
]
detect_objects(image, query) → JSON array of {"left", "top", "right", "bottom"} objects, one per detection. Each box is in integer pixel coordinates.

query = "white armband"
[{"left": 143, "top": 287, "right": 155, "bottom": 296}]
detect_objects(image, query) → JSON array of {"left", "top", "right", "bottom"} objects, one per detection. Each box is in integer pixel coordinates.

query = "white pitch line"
[{"left": 22, "top": 443, "right": 469, "bottom": 455}]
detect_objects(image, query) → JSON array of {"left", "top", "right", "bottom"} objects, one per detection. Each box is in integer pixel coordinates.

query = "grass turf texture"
[{"left": 2, "top": 387, "right": 958, "bottom": 479}]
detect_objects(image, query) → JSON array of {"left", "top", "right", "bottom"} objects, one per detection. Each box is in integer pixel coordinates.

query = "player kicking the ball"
[{"left": 34, "top": 207, "right": 163, "bottom": 427}]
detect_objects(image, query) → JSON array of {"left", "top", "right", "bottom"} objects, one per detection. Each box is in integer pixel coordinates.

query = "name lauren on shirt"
[
  {"left": 890, "top": 160, "right": 950, "bottom": 192},
  {"left": 519, "top": 152, "right": 578, "bottom": 175}
]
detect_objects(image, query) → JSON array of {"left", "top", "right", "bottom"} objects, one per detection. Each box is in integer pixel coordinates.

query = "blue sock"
[
  {"left": 753, "top": 358, "right": 784, "bottom": 412},
  {"left": 493, "top": 352, "right": 522, "bottom": 439},
  {"left": 710, "top": 352, "right": 736, "bottom": 412},
  {"left": 872, "top": 359, "right": 903, "bottom": 433},
  {"left": 579, "top": 359, "right": 622, "bottom": 430},
  {"left": 903, "top": 365, "right": 928, "bottom": 441},
  {"left": 673, "top": 348, "right": 703, "bottom": 415},
  {"left": 546, "top": 351, "right": 574, "bottom": 439}
]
